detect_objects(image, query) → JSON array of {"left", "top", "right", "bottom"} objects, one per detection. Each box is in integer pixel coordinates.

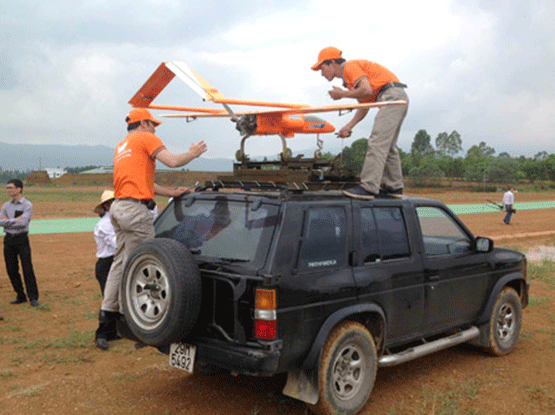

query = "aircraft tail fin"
[
  {"left": 128, "top": 63, "right": 175, "bottom": 108},
  {"left": 129, "top": 61, "right": 225, "bottom": 108}
]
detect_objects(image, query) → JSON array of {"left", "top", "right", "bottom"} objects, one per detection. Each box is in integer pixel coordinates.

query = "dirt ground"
[{"left": 1, "top": 187, "right": 554, "bottom": 414}]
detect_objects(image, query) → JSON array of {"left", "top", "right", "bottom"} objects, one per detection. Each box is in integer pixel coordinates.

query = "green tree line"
[
  {"left": 0, "top": 168, "right": 30, "bottom": 184},
  {"left": 333, "top": 129, "right": 555, "bottom": 188}
]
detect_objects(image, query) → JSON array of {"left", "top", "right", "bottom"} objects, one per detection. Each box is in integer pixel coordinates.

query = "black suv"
[{"left": 119, "top": 184, "right": 528, "bottom": 415}]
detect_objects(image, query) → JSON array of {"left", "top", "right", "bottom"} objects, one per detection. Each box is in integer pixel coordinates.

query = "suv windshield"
[{"left": 155, "top": 195, "right": 278, "bottom": 264}]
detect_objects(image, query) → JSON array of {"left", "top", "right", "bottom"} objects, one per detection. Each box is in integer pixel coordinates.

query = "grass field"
[{"left": 0, "top": 184, "right": 554, "bottom": 414}]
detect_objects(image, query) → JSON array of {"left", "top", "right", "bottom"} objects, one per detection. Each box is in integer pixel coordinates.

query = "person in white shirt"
[
  {"left": 93, "top": 190, "right": 117, "bottom": 295},
  {"left": 502, "top": 187, "right": 515, "bottom": 225},
  {"left": 93, "top": 190, "right": 159, "bottom": 294}
]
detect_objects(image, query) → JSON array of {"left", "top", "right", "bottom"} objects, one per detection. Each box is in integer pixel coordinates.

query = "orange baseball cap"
[
  {"left": 311, "top": 47, "right": 343, "bottom": 70},
  {"left": 126, "top": 108, "right": 162, "bottom": 126}
]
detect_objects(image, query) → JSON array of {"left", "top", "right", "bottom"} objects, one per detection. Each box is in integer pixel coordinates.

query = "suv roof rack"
[
  {"left": 198, "top": 180, "right": 289, "bottom": 192},
  {"left": 198, "top": 180, "right": 357, "bottom": 193}
]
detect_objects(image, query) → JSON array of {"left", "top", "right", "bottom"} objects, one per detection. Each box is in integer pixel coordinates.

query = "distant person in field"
[
  {"left": 502, "top": 186, "right": 515, "bottom": 225},
  {"left": 94, "top": 108, "right": 207, "bottom": 350},
  {"left": 0, "top": 179, "right": 40, "bottom": 307}
]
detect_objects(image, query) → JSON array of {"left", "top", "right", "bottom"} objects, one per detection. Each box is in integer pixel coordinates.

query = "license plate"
[{"left": 169, "top": 342, "right": 196, "bottom": 373}]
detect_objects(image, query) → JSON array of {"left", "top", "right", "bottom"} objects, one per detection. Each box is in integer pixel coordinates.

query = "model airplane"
[{"left": 129, "top": 61, "right": 407, "bottom": 161}]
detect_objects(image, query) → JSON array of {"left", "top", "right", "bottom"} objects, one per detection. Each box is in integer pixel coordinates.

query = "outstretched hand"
[{"left": 190, "top": 141, "right": 207, "bottom": 158}]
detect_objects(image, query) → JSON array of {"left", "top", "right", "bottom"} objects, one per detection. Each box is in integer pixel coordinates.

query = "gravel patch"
[{"left": 526, "top": 245, "right": 555, "bottom": 262}]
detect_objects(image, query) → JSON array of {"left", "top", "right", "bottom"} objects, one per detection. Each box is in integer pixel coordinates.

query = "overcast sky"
[{"left": 1, "top": 0, "right": 554, "bottom": 163}]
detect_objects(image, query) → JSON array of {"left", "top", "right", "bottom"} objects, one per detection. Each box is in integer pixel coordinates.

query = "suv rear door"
[{"left": 351, "top": 200, "right": 426, "bottom": 344}]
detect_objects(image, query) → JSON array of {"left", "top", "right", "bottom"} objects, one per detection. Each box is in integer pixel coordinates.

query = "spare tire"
[{"left": 121, "top": 238, "right": 201, "bottom": 346}]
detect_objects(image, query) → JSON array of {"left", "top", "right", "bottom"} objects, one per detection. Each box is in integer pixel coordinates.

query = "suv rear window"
[
  {"left": 155, "top": 196, "right": 278, "bottom": 264},
  {"left": 361, "top": 207, "right": 410, "bottom": 261},
  {"left": 298, "top": 207, "right": 347, "bottom": 271}
]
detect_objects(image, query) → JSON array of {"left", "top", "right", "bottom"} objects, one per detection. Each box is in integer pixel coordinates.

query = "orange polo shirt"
[
  {"left": 342, "top": 60, "right": 399, "bottom": 103},
  {"left": 113, "top": 131, "right": 165, "bottom": 200}
]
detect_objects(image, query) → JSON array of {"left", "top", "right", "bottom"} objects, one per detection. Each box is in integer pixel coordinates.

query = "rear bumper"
[{"left": 160, "top": 337, "right": 282, "bottom": 377}]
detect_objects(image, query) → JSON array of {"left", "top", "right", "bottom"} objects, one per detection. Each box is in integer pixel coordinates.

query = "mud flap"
[
  {"left": 468, "top": 322, "right": 489, "bottom": 348},
  {"left": 282, "top": 369, "right": 319, "bottom": 405}
]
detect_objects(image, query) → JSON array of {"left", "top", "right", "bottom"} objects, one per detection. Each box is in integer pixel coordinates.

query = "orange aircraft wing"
[{"left": 159, "top": 100, "right": 408, "bottom": 119}]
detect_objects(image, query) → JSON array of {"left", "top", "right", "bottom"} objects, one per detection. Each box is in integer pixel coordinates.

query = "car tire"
[
  {"left": 121, "top": 238, "right": 201, "bottom": 347},
  {"left": 485, "top": 287, "right": 522, "bottom": 356},
  {"left": 309, "top": 321, "right": 377, "bottom": 415}
]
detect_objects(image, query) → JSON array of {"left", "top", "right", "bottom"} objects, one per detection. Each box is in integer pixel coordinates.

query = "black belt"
[
  {"left": 4, "top": 232, "right": 28, "bottom": 241},
  {"left": 5, "top": 232, "right": 28, "bottom": 237},
  {"left": 116, "top": 198, "right": 156, "bottom": 209},
  {"left": 378, "top": 82, "right": 407, "bottom": 97}
]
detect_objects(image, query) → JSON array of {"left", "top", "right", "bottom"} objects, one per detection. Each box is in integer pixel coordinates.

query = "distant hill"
[{"left": 0, "top": 141, "right": 234, "bottom": 172}]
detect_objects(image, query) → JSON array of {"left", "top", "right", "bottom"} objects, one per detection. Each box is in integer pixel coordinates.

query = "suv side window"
[
  {"left": 361, "top": 207, "right": 410, "bottom": 262},
  {"left": 360, "top": 208, "right": 380, "bottom": 262},
  {"left": 416, "top": 206, "right": 472, "bottom": 256},
  {"left": 298, "top": 207, "right": 347, "bottom": 271}
]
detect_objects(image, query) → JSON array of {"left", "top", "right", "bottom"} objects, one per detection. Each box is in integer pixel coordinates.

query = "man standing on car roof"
[
  {"left": 95, "top": 108, "right": 207, "bottom": 350},
  {"left": 312, "top": 47, "right": 408, "bottom": 200}
]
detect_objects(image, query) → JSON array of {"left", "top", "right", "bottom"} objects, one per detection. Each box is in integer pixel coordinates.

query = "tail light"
[{"left": 254, "top": 288, "right": 277, "bottom": 340}]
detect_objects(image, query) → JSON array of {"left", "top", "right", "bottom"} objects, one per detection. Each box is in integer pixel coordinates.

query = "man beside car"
[{"left": 95, "top": 108, "right": 207, "bottom": 350}]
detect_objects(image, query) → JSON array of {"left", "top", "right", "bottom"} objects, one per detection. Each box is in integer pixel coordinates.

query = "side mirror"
[{"left": 475, "top": 237, "right": 494, "bottom": 253}]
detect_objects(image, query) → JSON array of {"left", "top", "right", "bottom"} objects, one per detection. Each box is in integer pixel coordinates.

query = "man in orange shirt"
[
  {"left": 312, "top": 47, "right": 409, "bottom": 199},
  {"left": 95, "top": 108, "right": 207, "bottom": 350}
]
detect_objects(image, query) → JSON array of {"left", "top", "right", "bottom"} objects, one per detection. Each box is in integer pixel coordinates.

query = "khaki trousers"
[
  {"left": 359, "top": 87, "right": 409, "bottom": 194},
  {"left": 101, "top": 199, "right": 154, "bottom": 313}
]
